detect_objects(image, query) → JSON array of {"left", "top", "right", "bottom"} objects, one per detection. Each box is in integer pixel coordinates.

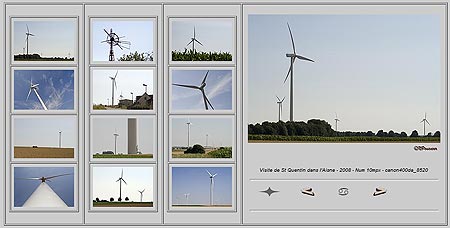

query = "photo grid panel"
[
  {"left": 86, "top": 12, "right": 159, "bottom": 223},
  {"left": 9, "top": 16, "right": 79, "bottom": 215},
  {"left": 167, "top": 15, "right": 237, "bottom": 213}
]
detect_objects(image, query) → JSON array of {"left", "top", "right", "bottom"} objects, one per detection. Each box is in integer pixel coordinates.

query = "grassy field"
[
  {"left": 248, "top": 135, "right": 440, "bottom": 143},
  {"left": 172, "top": 204, "right": 232, "bottom": 207},
  {"left": 172, "top": 147, "right": 232, "bottom": 158},
  {"left": 14, "top": 146, "right": 74, "bottom": 158},
  {"left": 172, "top": 50, "right": 232, "bottom": 61},
  {"left": 93, "top": 154, "right": 153, "bottom": 159},
  {"left": 14, "top": 54, "right": 74, "bottom": 61},
  {"left": 93, "top": 202, "right": 153, "bottom": 207}
]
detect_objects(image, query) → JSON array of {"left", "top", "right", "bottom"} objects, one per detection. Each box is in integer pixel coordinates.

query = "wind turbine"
[
  {"left": 102, "top": 28, "right": 131, "bottom": 61},
  {"left": 284, "top": 23, "right": 315, "bottom": 121},
  {"left": 206, "top": 134, "right": 209, "bottom": 147},
  {"left": 109, "top": 71, "right": 118, "bottom": 106},
  {"left": 17, "top": 173, "right": 72, "bottom": 207},
  {"left": 276, "top": 96, "right": 285, "bottom": 121},
  {"left": 116, "top": 169, "right": 127, "bottom": 201},
  {"left": 26, "top": 78, "right": 48, "bottom": 110},
  {"left": 184, "top": 193, "right": 190, "bottom": 205},
  {"left": 113, "top": 130, "right": 119, "bottom": 154},
  {"left": 206, "top": 169, "right": 218, "bottom": 206},
  {"left": 138, "top": 189, "right": 145, "bottom": 202},
  {"left": 58, "top": 130, "right": 62, "bottom": 148},
  {"left": 420, "top": 113, "right": 431, "bottom": 136},
  {"left": 119, "top": 91, "right": 124, "bottom": 100},
  {"left": 130, "top": 92, "right": 134, "bottom": 102},
  {"left": 334, "top": 113, "right": 341, "bottom": 132},
  {"left": 25, "top": 24, "right": 35, "bottom": 56},
  {"left": 172, "top": 70, "right": 214, "bottom": 110},
  {"left": 186, "top": 120, "right": 192, "bottom": 148},
  {"left": 187, "top": 26, "right": 203, "bottom": 53}
]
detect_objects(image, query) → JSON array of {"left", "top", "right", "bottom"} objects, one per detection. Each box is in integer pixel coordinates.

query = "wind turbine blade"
[
  {"left": 121, "top": 169, "right": 123, "bottom": 178},
  {"left": 205, "top": 169, "right": 212, "bottom": 177},
  {"left": 284, "top": 64, "right": 292, "bottom": 83},
  {"left": 16, "top": 177, "right": 41, "bottom": 180},
  {"left": 46, "top": 173, "right": 72, "bottom": 180},
  {"left": 281, "top": 97, "right": 286, "bottom": 102},
  {"left": 186, "top": 39, "right": 194, "bottom": 47},
  {"left": 103, "top": 29, "right": 110, "bottom": 35},
  {"left": 194, "top": 26, "right": 196, "bottom": 38},
  {"left": 26, "top": 89, "right": 32, "bottom": 101},
  {"left": 195, "top": 39, "right": 203, "bottom": 46},
  {"left": 122, "top": 179, "right": 127, "bottom": 185},
  {"left": 276, "top": 95, "right": 281, "bottom": 102},
  {"left": 114, "top": 71, "right": 118, "bottom": 79},
  {"left": 27, "top": 24, "right": 29, "bottom": 33},
  {"left": 203, "top": 93, "right": 215, "bottom": 110},
  {"left": 117, "top": 44, "right": 124, "bottom": 50},
  {"left": 420, "top": 120, "right": 425, "bottom": 123},
  {"left": 296, "top": 54, "right": 315, "bottom": 62},
  {"left": 212, "top": 173, "right": 218, "bottom": 177},
  {"left": 172, "top": 83, "right": 200, "bottom": 90},
  {"left": 426, "top": 120, "right": 431, "bottom": 126},
  {"left": 287, "top": 23, "right": 296, "bottom": 53},
  {"left": 201, "top": 70, "right": 209, "bottom": 84},
  {"left": 29, "top": 34, "right": 35, "bottom": 36}
]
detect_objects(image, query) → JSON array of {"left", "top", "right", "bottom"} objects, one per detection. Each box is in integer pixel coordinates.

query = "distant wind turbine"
[
  {"left": 130, "top": 92, "right": 134, "bottom": 102},
  {"left": 276, "top": 96, "right": 285, "bottom": 121},
  {"left": 420, "top": 113, "right": 431, "bottom": 136},
  {"left": 187, "top": 26, "right": 203, "bottom": 53},
  {"left": 334, "top": 113, "right": 340, "bottom": 132},
  {"left": 110, "top": 71, "right": 118, "bottom": 106},
  {"left": 17, "top": 173, "right": 72, "bottom": 208},
  {"left": 184, "top": 193, "right": 190, "bottom": 205},
  {"left": 206, "top": 169, "right": 218, "bottom": 206},
  {"left": 138, "top": 189, "right": 145, "bottom": 202},
  {"left": 25, "top": 24, "right": 35, "bottom": 56},
  {"left": 284, "top": 22, "right": 315, "bottom": 121},
  {"left": 116, "top": 169, "right": 127, "bottom": 201},
  {"left": 172, "top": 70, "right": 214, "bottom": 110},
  {"left": 113, "top": 130, "right": 119, "bottom": 154},
  {"left": 143, "top": 83, "right": 148, "bottom": 94},
  {"left": 58, "top": 130, "right": 62, "bottom": 148},
  {"left": 186, "top": 120, "right": 192, "bottom": 148},
  {"left": 26, "top": 78, "right": 48, "bottom": 110}
]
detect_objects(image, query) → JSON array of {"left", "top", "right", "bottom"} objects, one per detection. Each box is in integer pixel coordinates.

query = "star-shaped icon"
[{"left": 260, "top": 187, "right": 279, "bottom": 196}]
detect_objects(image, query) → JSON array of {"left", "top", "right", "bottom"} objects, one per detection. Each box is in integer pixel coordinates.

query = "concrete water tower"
[{"left": 128, "top": 118, "right": 138, "bottom": 154}]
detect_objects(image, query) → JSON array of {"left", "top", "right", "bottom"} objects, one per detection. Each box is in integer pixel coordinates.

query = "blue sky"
[
  {"left": 248, "top": 14, "right": 441, "bottom": 134},
  {"left": 92, "top": 69, "right": 153, "bottom": 106},
  {"left": 14, "top": 70, "right": 75, "bottom": 110},
  {"left": 92, "top": 166, "right": 154, "bottom": 203},
  {"left": 171, "top": 18, "right": 233, "bottom": 53},
  {"left": 172, "top": 117, "right": 232, "bottom": 147},
  {"left": 172, "top": 167, "right": 232, "bottom": 206},
  {"left": 13, "top": 20, "right": 76, "bottom": 58},
  {"left": 14, "top": 116, "right": 77, "bottom": 149},
  {"left": 92, "top": 117, "right": 154, "bottom": 155},
  {"left": 14, "top": 167, "right": 74, "bottom": 207},
  {"left": 92, "top": 19, "right": 154, "bottom": 61},
  {"left": 172, "top": 70, "right": 232, "bottom": 111}
]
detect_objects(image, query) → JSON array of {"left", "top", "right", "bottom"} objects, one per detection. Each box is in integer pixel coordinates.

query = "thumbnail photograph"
[
  {"left": 14, "top": 166, "right": 75, "bottom": 208},
  {"left": 171, "top": 69, "right": 232, "bottom": 111},
  {"left": 12, "top": 19, "right": 76, "bottom": 62},
  {"left": 171, "top": 117, "right": 233, "bottom": 159},
  {"left": 13, "top": 116, "right": 77, "bottom": 159},
  {"left": 91, "top": 116, "right": 155, "bottom": 159},
  {"left": 14, "top": 69, "right": 75, "bottom": 111},
  {"left": 171, "top": 166, "right": 232, "bottom": 208},
  {"left": 170, "top": 18, "right": 234, "bottom": 61},
  {"left": 92, "top": 69, "right": 154, "bottom": 111},
  {"left": 91, "top": 19, "right": 154, "bottom": 62},
  {"left": 92, "top": 166, "right": 154, "bottom": 208},
  {"left": 247, "top": 14, "right": 441, "bottom": 143}
]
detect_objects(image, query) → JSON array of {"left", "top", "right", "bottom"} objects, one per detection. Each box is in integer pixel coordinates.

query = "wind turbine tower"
[
  {"left": 138, "top": 189, "right": 145, "bottom": 202},
  {"left": 186, "top": 120, "right": 192, "bottom": 148},
  {"left": 284, "top": 23, "right": 315, "bottom": 121},
  {"left": 276, "top": 96, "right": 285, "bottom": 121},
  {"left": 206, "top": 169, "right": 218, "bottom": 206},
  {"left": 334, "top": 113, "right": 341, "bottom": 132},
  {"left": 58, "top": 130, "right": 62, "bottom": 148},
  {"left": 420, "top": 113, "right": 431, "bottom": 136},
  {"left": 113, "top": 130, "right": 119, "bottom": 154},
  {"left": 110, "top": 71, "right": 118, "bottom": 106},
  {"left": 25, "top": 24, "right": 35, "bottom": 56},
  {"left": 116, "top": 169, "right": 127, "bottom": 201}
]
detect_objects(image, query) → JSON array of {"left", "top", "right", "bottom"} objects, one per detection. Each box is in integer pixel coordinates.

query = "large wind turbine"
[
  {"left": 26, "top": 78, "right": 48, "bottom": 110},
  {"left": 172, "top": 70, "right": 214, "bottom": 110},
  {"left": 284, "top": 23, "right": 315, "bottom": 121},
  {"left": 138, "top": 189, "right": 145, "bottom": 202},
  {"left": 420, "top": 113, "right": 431, "bottom": 136},
  {"left": 186, "top": 119, "right": 192, "bottom": 148},
  {"left": 276, "top": 96, "right": 285, "bottom": 122},
  {"left": 58, "top": 130, "right": 62, "bottom": 148},
  {"left": 187, "top": 27, "right": 203, "bottom": 53},
  {"left": 206, "top": 169, "right": 218, "bottom": 206},
  {"left": 116, "top": 169, "right": 127, "bottom": 201},
  {"left": 113, "top": 130, "right": 119, "bottom": 154},
  {"left": 25, "top": 24, "right": 35, "bottom": 56},
  {"left": 110, "top": 71, "right": 118, "bottom": 106},
  {"left": 334, "top": 113, "right": 341, "bottom": 132},
  {"left": 17, "top": 173, "right": 72, "bottom": 208}
]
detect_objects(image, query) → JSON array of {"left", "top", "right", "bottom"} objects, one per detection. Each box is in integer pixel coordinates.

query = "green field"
[
  {"left": 248, "top": 134, "right": 440, "bottom": 143},
  {"left": 172, "top": 50, "right": 232, "bottom": 61},
  {"left": 93, "top": 154, "right": 153, "bottom": 159},
  {"left": 172, "top": 147, "right": 232, "bottom": 158},
  {"left": 14, "top": 54, "right": 74, "bottom": 61},
  {"left": 93, "top": 202, "right": 153, "bottom": 207}
]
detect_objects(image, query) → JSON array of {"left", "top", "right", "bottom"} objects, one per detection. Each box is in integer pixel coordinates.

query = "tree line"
[{"left": 248, "top": 120, "right": 440, "bottom": 138}]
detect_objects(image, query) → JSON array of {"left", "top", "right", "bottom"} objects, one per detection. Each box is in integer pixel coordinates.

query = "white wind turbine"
[
  {"left": 184, "top": 193, "right": 190, "bottom": 205},
  {"left": 206, "top": 169, "right": 218, "bottom": 206},
  {"left": 26, "top": 78, "right": 48, "bottom": 110},
  {"left": 138, "top": 189, "right": 145, "bottom": 202},
  {"left": 276, "top": 96, "right": 285, "bottom": 122},
  {"left": 420, "top": 113, "right": 431, "bottom": 136},
  {"left": 110, "top": 71, "right": 118, "bottom": 106},
  {"left": 186, "top": 119, "right": 192, "bottom": 148},
  {"left": 113, "top": 129, "right": 119, "bottom": 154},
  {"left": 17, "top": 173, "right": 72, "bottom": 208},
  {"left": 116, "top": 169, "right": 127, "bottom": 201},
  {"left": 334, "top": 113, "right": 341, "bottom": 132}
]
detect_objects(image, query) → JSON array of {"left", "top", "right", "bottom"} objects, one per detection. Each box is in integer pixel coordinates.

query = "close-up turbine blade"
[
  {"left": 281, "top": 97, "right": 286, "bottom": 102},
  {"left": 195, "top": 39, "right": 203, "bottom": 46},
  {"left": 16, "top": 177, "right": 41, "bottom": 180},
  {"left": 26, "top": 89, "right": 32, "bottom": 101},
  {"left": 122, "top": 179, "right": 127, "bottom": 185},
  {"left": 296, "top": 54, "right": 315, "bottom": 62},
  {"left": 46, "top": 173, "right": 72, "bottom": 180},
  {"left": 205, "top": 169, "right": 212, "bottom": 176},
  {"left": 201, "top": 70, "right": 209, "bottom": 84},
  {"left": 284, "top": 64, "right": 292, "bottom": 83},
  {"left": 172, "top": 83, "right": 200, "bottom": 90},
  {"left": 204, "top": 93, "right": 215, "bottom": 110},
  {"left": 287, "top": 23, "right": 296, "bottom": 53},
  {"left": 26, "top": 24, "right": 29, "bottom": 33},
  {"left": 276, "top": 95, "right": 281, "bottom": 101}
]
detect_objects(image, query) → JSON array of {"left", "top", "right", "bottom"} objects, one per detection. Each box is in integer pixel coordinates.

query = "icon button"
[
  {"left": 260, "top": 187, "right": 279, "bottom": 196},
  {"left": 338, "top": 187, "right": 349, "bottom": 196},
  {"left": 373, "top": 187, "right": 387, "bottom": 196},
  {"left": 301, "top": 187, "right": 315, "bottom": 196}
]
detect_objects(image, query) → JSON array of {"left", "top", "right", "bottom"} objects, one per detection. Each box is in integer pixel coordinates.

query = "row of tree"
[
  {"left": 94, "top": 197, "right": 130, "bottom": 202},
  {"left": 248, "top": 120, "right": 440, "bottom": 137}
]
